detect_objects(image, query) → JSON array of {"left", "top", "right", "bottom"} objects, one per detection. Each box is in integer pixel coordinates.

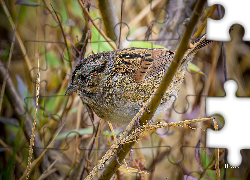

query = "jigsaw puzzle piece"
[
  {"left": 155, "top": 0, "right": 202, "bottom": 49},
  {"left": 172, "top": 145, "right": 226, "bottom": 179},
  {"left": 157, "top": 1, "right": 195, "bottom": 42},
  {"left": 120, "top": 0, "right": 168, "bottom": 43},
  {"left": 206, "top": 79, "right": 250, "bottom": 167},
  {"left": 173, "top": 94, "right": 207, "bottom": 115},
  {"left": 122, "top": 0, "right": 205, "bottom": 44},
  {"left": 155, "top": 133, "right": 214, "bottom": 179},
  {"left": 207, "top": 0, "right": 250, "bottom": 41},
  {"left": 125, "top": 18, "right": 186, "bottom": 50},
  {"left": 136, "top": 138, "right": 171, "bottom": 179},
  {"left": 166, "top": 128, "right": 250, "bottom": 179}
]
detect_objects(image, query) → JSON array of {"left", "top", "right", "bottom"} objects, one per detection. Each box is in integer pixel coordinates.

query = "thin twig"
[
  {"left": 50, "top": 3, "right": 72, "bottom": 68},
  {"left": 0, "top": 5, "right": 21, "bottom": 114},
  {"left": 37, "top": 152, "right": 64, "bottom": 180},
  {"left": 42, "top": 0, "right": 80, "bottom": 55},
  {"left": 68, "top": 121, "right": 101, "bottom": 180},
  {"left": 214, "top": 120, "right": 220, "bottom": 180},
  {"left": 108, "top": 121, "right": 117, "bottom": 142},
  {"left": 78, "top": 0, "right": 117, "bottom": 50},
  {"left": 192, "top": 5, "right": 217, "bottom": 40}
]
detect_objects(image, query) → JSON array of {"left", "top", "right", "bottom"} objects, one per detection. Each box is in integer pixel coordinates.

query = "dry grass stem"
[
  {"left": 26, "top": 53, "right": 40, "bottom": 180},
  {"left": 214, "top": 120, "right": 220, "bottom": 179}
]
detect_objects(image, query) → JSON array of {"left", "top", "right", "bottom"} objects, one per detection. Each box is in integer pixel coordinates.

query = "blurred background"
[{"left": 0, "top": 0, "right": 250, "bottom": 179}]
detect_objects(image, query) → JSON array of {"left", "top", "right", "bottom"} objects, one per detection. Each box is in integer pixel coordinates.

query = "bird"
[{"left": 65, "top": 35, "right": 211, "bottom": 124}]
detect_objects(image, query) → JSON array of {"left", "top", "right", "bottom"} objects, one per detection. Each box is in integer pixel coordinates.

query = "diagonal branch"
[
  {"left": 50, "top": 3, "right": 72, "bottom": 68},
  {"left": 98, "top": 0, "right": 207, "bottom": 179}
]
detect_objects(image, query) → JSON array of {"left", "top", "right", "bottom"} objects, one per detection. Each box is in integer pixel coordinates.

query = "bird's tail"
[{"left": 182, "top": 34, "right": 212, "bottom": 64}]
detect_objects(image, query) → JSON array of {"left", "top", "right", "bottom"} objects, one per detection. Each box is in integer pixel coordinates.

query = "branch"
[
  {"left": 99, "top": 0, "right": 207, "bottom": 179},
  {"left": 96, "top": 0, "right": 123, "bottom": 48}
]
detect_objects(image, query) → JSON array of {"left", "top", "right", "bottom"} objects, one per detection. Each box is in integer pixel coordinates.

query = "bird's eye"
[{"left": 80, "top": 74, "right": 87, "bottom": 81}]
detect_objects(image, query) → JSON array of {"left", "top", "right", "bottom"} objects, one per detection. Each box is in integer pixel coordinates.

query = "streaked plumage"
[{"left": 66, "top": 35, "right": 211, "bottom": 124}]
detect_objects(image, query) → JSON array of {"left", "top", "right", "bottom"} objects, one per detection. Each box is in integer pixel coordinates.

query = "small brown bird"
[{"left": 65, "top": 35, "right": 211, "bottom": 124}]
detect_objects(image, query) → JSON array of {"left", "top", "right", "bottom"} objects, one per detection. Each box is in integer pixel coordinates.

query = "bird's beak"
[{"left": 65, "top": 84, "right": 78, "bottom": 95}]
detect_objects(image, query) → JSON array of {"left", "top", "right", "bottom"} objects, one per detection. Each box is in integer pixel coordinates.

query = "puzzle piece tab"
[
  {"left": 206, "top": 79, "right": 249, "bottom": 167},
  {"left": 207, "top": 0, "right": 250, "bottom": 41}
]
